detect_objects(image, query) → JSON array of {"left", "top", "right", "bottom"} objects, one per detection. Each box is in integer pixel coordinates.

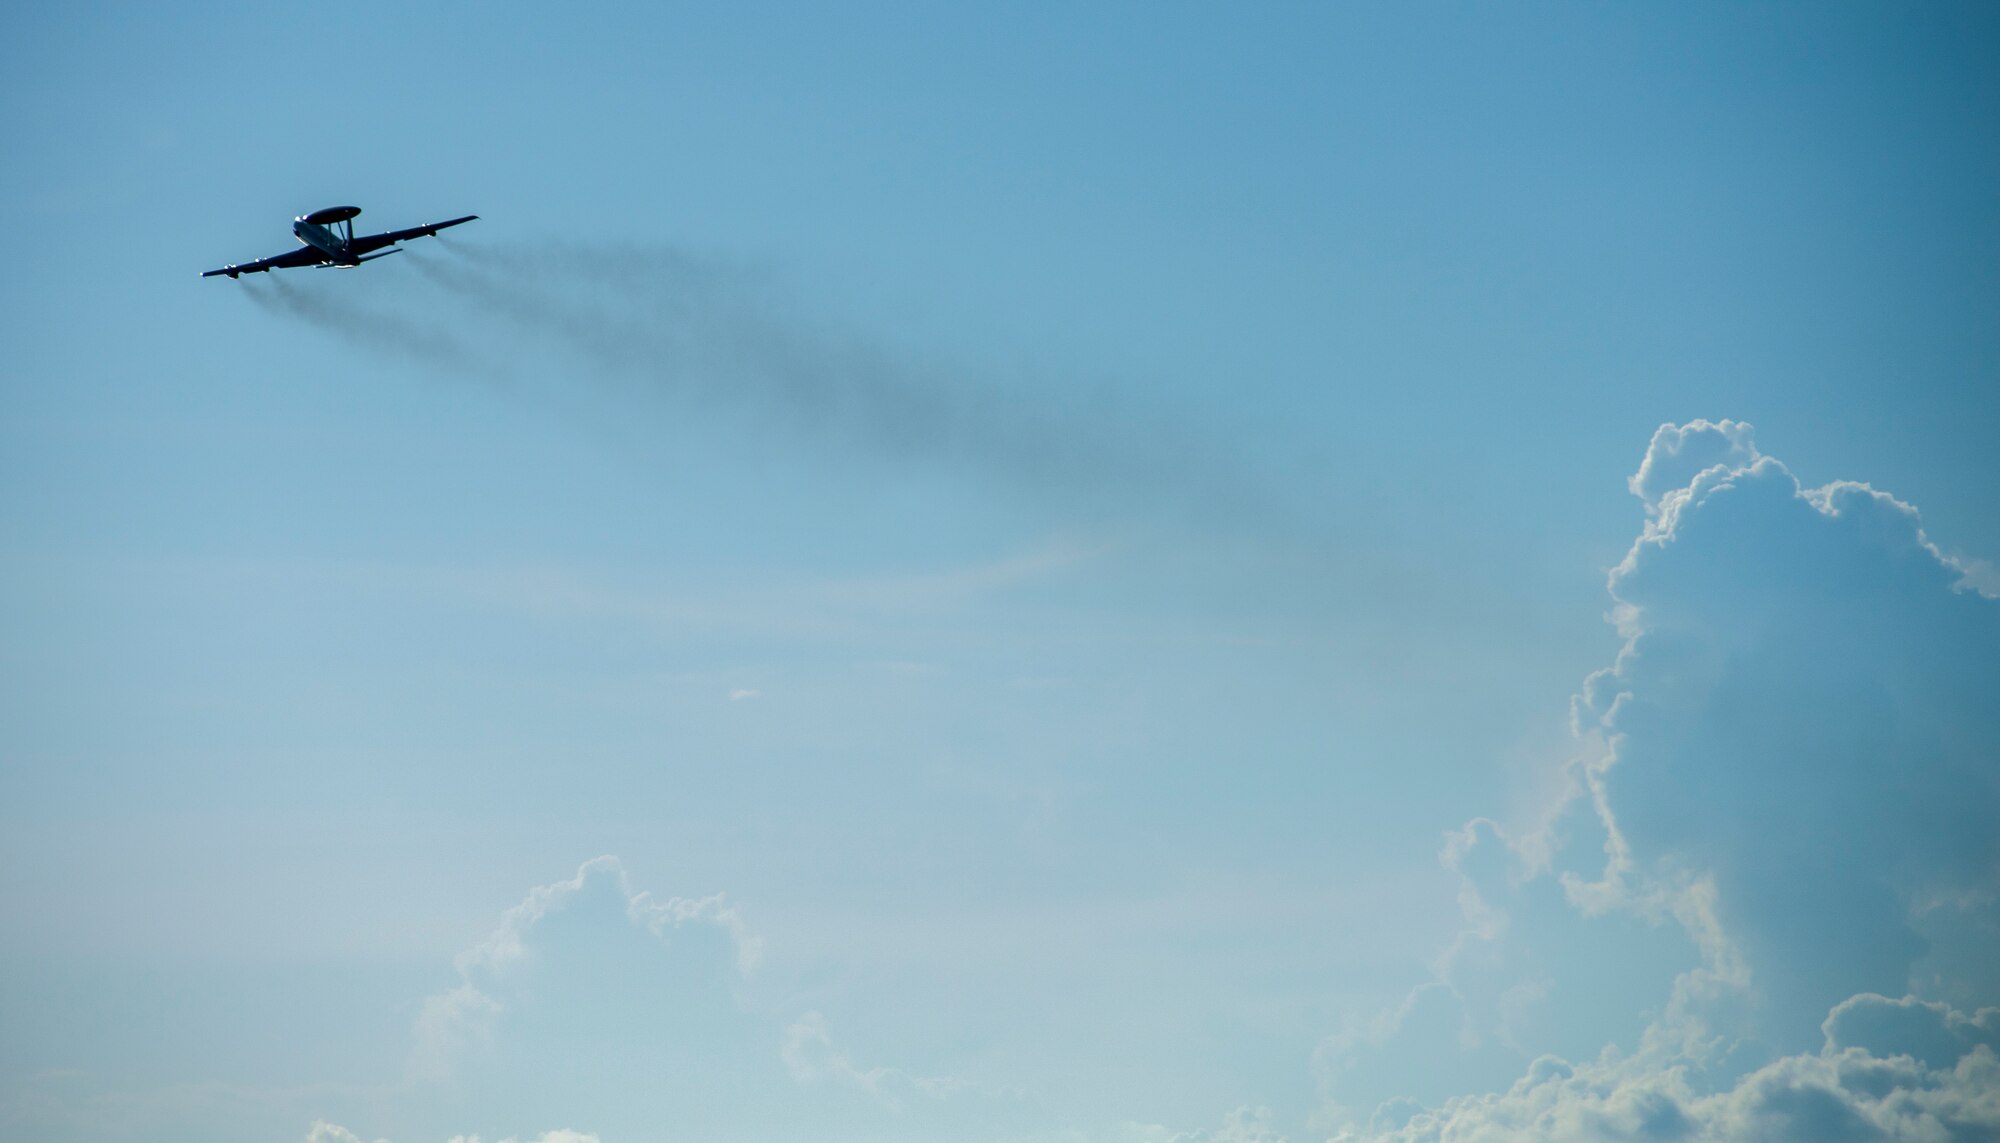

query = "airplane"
[{"left": 202, "top": 205, "right": 477, "bottom": 279}]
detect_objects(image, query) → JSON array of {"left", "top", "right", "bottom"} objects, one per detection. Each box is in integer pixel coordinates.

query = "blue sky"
[{"left": 3, "top": 4, "right": 1997, "bottom": 1141}]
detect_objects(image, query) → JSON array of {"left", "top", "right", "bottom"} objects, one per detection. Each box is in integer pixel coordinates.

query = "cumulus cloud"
[
  {"left": 408, "top": 856, "right": 760, "bottom": 1084},
  {"left": 1625, "top": 418, "right": 1761, "bottom": 511},
  {"left": 1342, "top": 1040, "right": 2000, "bottom": 1143},
  {"left": 450, "top": 855, "right": 761, "bottom": 978},
  {"left": 1324, "top": 421, "right": 2000, "bottom": 1137},
  {"left": 384, "top": 856, "right": 1051, "bottom": 1141},
  {"left": 1575, "top": 421, "right": 2000, "bottom": 1047},
  {"left": 1822, "top": 993, "right": 2000, "bottom": 1072}
]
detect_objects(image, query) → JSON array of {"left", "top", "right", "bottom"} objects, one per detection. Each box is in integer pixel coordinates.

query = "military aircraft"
[{"left": 201, "top": 205, "right": 477, "bottom": 279}]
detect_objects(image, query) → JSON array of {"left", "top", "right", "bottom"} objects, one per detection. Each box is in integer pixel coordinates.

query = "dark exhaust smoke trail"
[
  {"left": 407, "top": 249, "right": 709, "bottom": 391},
  {"left": 247, "top": 275, "right": 498, "bottom": 377},
  {"left": 405, "top": 241, "right": 1261, "bottom": 520}
]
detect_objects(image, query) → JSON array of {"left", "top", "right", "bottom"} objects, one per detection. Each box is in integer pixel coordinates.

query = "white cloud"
[
  {"left": 460, "top": 854, "right": 760, "bottom": 977},
  {"left": 780, "top": 1010, "right": 969, "bottom": 1110},
  {"left": 305, "top": 1123, "right": 380, "bottom": 1143},
  {"left": 1626, "top": 418, "right": 1760, "bottom": 512},
  {"left": 1822, "top": 993, "right": 2000, "bottom": 1070},
  {"left": 1343, "top": 1039, "right": 2000, "bottom": 1143},
  {"left": 408, "top": 856, "right": 760, "bottom": 1084},
  {"left": 1190, "top": 1105, "right": 1290, "bottom": 1143},
  {"left": 306, "top": 1125, "right": 598, "bottom": 1143},
  {"left": 1574, "top": 424, "right": 2000, "bottom": 1047},
  {"left": 1953, "top": 555, "right": 2000, "bottom": 598},
  {"left": 408, "top": 984, "right": 503, "bottom": 1084},
  {"left": 777, "top": 1008, "right": 1053, "bottom": 1139},
  {"left": 1090, "top": 1106, "right": 1291, "bottom": 1143},
  {"left": 1325, "top": 421, "right": 2000, "bottom": 1137},
  {"left": 390, "top": 857, "right": 1054, "bottom": 1140},
  {"left": 445, "top": 1133, "right": 601, "bottom": 1143}
]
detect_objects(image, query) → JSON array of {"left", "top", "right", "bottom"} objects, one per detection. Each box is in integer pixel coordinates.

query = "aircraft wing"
[
  {"left": 347, "top": 214, "right": 479, "bottom": 256},
  {"left": 201, "top": 245, "right": 327, "bottom": 278}
]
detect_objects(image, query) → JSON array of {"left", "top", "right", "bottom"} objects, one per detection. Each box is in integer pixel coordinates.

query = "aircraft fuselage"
[{"left": 292, "top": 220, "right": 358, "bottom": 266}]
